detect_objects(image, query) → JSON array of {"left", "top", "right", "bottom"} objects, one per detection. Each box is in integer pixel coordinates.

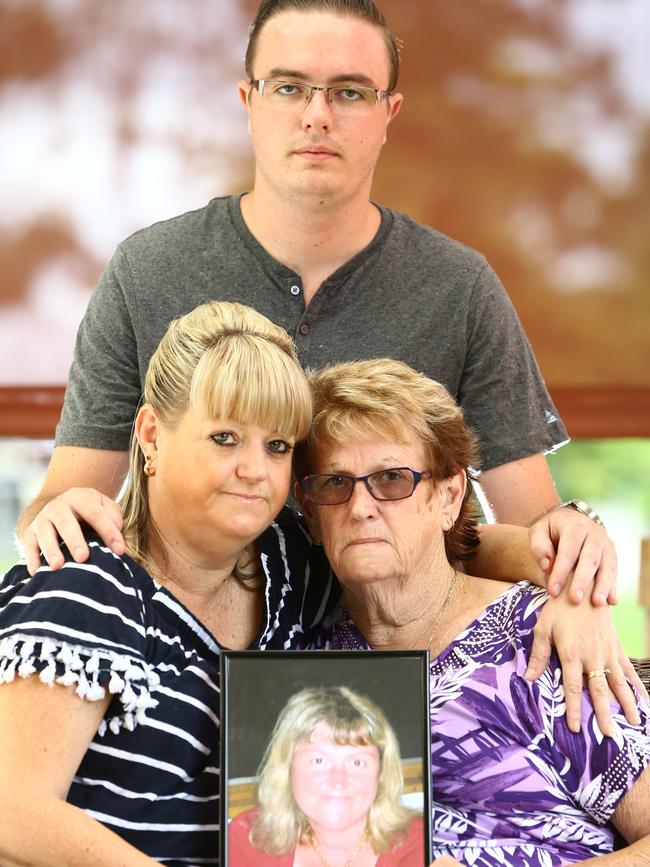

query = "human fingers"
[
  {"left": 528, "top": 518, "right": 557, "bottom": 590},
  {"left": 605, "top": 658, "right": 641, "bottom": 728},
  {"left": 584, "top": 667, "right": 615, "bottom": 737},
  {"left": 532, "top": 591, "right": 601, "bottom": 731},
  {"left": 21, "top": 520, "right": 65, "bottom": 575},
  {"left": 566, "top": 532, "right": 617, "bottom": 608},
  {"left": 545, "top": 510, "right": 618, "bottom": 607},
  {"left": 614, "top": 628, "right": 649, "bottom": 705},
  {"left": 624, "top": 658, "right": 649, "bottom": 706},
  {"left": 592, "top": 543, "right": 618, "bottom": 607},
  {"left": 573, "top": 607, "right": 643, "bottom": 730},
  {"left": 524, "top": 618, "right": 552, "bottom": 683},
  {"left": 38, "top": 501, "right": 93, "bottom": 564},
  {"left": 560, "top": 651, "right": 587, "bottom": 734},
  {"left": 22, "top": 488, "right": 125, "bottom": 575},
  {"left": 569, "top": 633, "right": 639, "bottom": 733},
  {"left": 545, "top": 528, "right": 589, "bottom": 603},
  {"left": 557, "top": 606, "right": 623, "bottom": 733},
  {"left": 68, "top": 490, "right": 125, "bottom": 556}
]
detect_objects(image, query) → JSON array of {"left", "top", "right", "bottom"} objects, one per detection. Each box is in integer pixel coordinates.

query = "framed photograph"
[{"left": 220, "top": 649, "right": 431, "bottom": 866}]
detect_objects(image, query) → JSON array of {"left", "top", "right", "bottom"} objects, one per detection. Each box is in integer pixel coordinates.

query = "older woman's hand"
[
  {"left": 19, "top": 487, "right": 125, "bottom": 575},
  {"left": 525, "top": 587, "right": 648, "bottom": 734},
  {"left": 528, "top": 505, "right": 617, "bottom": 606},
  {"left": 430, "top": 858, "right": 463, "bottom": 865}
]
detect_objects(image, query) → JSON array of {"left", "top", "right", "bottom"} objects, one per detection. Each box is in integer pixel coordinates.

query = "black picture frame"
[{"left": 220, "top": 649, "right": 431, "bottom": 866}]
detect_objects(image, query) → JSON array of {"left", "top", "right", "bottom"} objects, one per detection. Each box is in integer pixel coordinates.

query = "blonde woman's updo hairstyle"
[
  {"left": 295, "top": 358, "right": 480, "bottom": 563},
  {"left": 251, "top": 686, "right": 414, "bottom": 856},
  {"left": 120, "top": 301, "right": 312, "bottom": 566}
]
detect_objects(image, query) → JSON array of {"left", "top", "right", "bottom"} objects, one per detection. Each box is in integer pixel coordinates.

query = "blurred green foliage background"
[{"left": 549, "top": 439, "right": 650, "bottom": 657}]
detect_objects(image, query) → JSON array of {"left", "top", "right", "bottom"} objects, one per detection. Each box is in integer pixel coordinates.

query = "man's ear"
[
  {"left": 382, "top": 91, "right": 403, "bottom": 144},
  {"left": 237, "top": 79, "right": 251, "bottom": 106},
  {"left": 293, "top": 481, "right": 323, "bottom": 544},
  {"left": 387, "top": 91, "right": 403, "bottom": 123},
  {"left": 237, "top": 79, "right": 253, "bottom": 134}
]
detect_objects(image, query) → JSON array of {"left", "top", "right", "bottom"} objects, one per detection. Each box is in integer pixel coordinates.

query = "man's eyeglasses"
[
  {"left": 300, "top": 468, "right": 433, "bottom": 506},
  {"left": 249, "top": 79, "right": 392, "bottom": 116}
]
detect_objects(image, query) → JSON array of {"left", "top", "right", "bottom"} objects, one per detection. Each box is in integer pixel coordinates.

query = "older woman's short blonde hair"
[
  {"left": 294, "top": 358, "right": 480, "bottom": 563},
  {"left": 120, "top": 300, "right": 312, "bottom": 566},
  {"left": 250, "top": 686, "right": 414, "bottom": 856}
]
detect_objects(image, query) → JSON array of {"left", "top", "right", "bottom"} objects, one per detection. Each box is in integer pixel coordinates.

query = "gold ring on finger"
[{"left": 587, "top": 668, "right": 612, "bottom": 680}]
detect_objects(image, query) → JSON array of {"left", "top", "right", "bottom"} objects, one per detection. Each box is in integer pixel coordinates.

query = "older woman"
[
  {"left": 296, "top": 359, "right": 650, "bottom": 866},
  {"left": 229, "top": 686, "right": 424, "bottom": 866},
  {"left": 0, "top": 301, "right": 335, "bottom": 866}
]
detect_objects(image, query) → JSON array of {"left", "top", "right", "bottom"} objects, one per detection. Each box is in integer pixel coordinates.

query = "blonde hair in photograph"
[
  {"left": 251, "top": 685, "right": 414, "bottom": 855},
  {"left": 120, "top": 300, "right": 312, "bottom": 568}
]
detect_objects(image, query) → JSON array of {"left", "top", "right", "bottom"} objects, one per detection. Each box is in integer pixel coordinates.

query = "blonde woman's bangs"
[
  {"left": 289, "top": 705, "right": 381, "bottom": 753},
  {"left": 327, "top": 716, "right": 378, "bottom": 749},
  {"left": 190, "top": 337, "right": 312, "bottom": 441}
]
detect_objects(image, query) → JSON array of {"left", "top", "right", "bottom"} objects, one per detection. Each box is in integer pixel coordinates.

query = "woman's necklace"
[
  {"left": 309, "top": 827, "right": 369, "bottom": 867},
  {"left": 409, "top": 568, "right": 459, "bottom": 650}
]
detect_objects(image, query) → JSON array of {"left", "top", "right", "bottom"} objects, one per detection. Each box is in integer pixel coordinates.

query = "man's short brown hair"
[{"left": 245, "top": 0, "right": 402, "bottom": 91}]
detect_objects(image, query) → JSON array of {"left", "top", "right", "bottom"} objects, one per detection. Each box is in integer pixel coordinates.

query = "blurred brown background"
[{"left": 1, "top": 0, "right": 649, "bottom": 436}]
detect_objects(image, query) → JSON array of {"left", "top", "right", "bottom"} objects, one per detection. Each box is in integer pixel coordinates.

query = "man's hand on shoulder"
[
  {"left": 478, "top": 453, "right": 617, "bottom": 607},
  {"left": 19, "top": 488, "right": 125, "bottom": 575},
  {"left": 529, "top": 503, "right": 617, "bottom": 606},
  {"left": 16, "top": 445, "right": 129, "bottom": 574}
]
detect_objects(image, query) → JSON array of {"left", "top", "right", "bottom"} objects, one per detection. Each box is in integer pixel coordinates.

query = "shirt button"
[
  {"left": 290, "top": 284, "right": 301, "bottom": 296},
  {"left": 299, "top": 323, "right": 310, "bottom": 335}
]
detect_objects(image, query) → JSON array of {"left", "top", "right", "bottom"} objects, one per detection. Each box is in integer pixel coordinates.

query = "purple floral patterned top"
[{"left": 307, "top": 582, "right": 650, "bottom": 866}]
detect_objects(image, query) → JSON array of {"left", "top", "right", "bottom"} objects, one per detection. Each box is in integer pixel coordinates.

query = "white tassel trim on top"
[{"left": 0, "top": 634, "right": 160, "bottom": 737}]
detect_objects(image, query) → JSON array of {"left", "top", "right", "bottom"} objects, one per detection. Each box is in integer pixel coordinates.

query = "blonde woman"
[
  {"left": 229, "top": 686, "right": 424, "bottom": 866},
  {"left": 0, "top": 302, "right": 332, "bottom": 866}
]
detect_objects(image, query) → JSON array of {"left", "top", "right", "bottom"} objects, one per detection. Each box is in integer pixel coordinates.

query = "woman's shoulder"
[
  {"left": 229, "top": 806, "right": 257, "bottom": 835},
  {"left": 0, "top": 533, "right": 158, "bottom": 675},
  {"left": 1, "top": 534, "right": 152, "bottom": 609},
  {"left": 228, "top": 808, "right": 291, "bottom": 866},
  {"left": 3, "top": 532, "right": 153, "bottom": 592},
  {"left": 378, "top": 815, "right": 425, "bottom": 866},
  {"left": 455, "top": 580, "right": 546, "bottom": 642},
  {"left": 430, "top": 580, "right": 545, "bottom": 675},
  {"left": 471, "top": 579, "right": 547, "bottom": 633},
  {"left": 0, "top": 534, "right": 161, "bottom": 735}
]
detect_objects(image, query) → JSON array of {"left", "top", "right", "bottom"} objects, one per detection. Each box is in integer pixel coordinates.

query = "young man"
[{"left": 19, "top": 0, "right": 611, "bottom": 593}]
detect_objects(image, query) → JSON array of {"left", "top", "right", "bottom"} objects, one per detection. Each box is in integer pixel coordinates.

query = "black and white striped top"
[{"left": 0, "top": 506, "right": 338, "bottom": 865}]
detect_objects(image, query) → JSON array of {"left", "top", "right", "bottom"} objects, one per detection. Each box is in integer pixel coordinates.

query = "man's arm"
[
  {"left": 17, "top": 446, "right": 129, "bottom": 573},
  {"left": 477, "top": 452, "right": 560, "bottom": 526},
  {"left": 476, "top": 451, "right": 617, "bottom": 605},
  {"left": 16, "top": 242, "right": 144, "bottom": 573}
]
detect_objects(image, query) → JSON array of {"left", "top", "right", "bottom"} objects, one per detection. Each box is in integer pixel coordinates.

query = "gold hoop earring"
[{"left": 144, "top": 454, "right": 156, "bottom": 477}]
